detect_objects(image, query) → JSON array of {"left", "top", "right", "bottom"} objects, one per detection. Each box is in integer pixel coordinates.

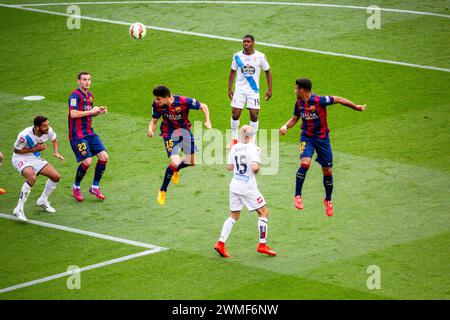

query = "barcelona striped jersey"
[{"left": 68, "top": 88, "right": 95, "bottom": 141}]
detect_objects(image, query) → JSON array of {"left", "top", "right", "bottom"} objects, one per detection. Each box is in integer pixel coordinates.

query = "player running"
[
  {"left": 69, "top": 71, "right": 109, "bottom": 202},
  {"left": 279, "top": 78, "right": 366, "bottom": 217},
  {"left": 228, "top": 34, "right": 272, "bottom": 148},
  {"left": 11, "top": 116, "right": 65, "bottom": 222},
  {"left": 214, "top": 125, "right": 276, "bottom": 258},
  {"left": 147, "top": 85, "right": 211, "bottom": 206}
]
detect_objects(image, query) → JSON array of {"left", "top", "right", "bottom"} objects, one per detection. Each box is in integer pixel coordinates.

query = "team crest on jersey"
[
  {"left": 241, "top": 65, "right": 256, "bottom": 75},
  {"left": 19, "top": 137, "right": 25, "bottom": 143},
  {"left": 174, "top": 106, "right": 182, "bottom": 113}
]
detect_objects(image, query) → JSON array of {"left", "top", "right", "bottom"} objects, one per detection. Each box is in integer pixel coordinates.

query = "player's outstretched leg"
[
  {"left": 13, "top": 167, "right": 36, "bottom": 223},
  {"left": 294, "top": 159, "right": 310, "bottom": 210},
  {"left": 255, "top": 206, "right": 276, "bottom": 256},
  {"left": 215, "top": 212, "right": 239, "bottom": 258},
  {"left": 157, "top": 163, "right": 177, "bottom": 206},
  {"left": 322, "top": 167, "right": 333, "bottom": 217},
  {"left": 89, "top": 151, "right": 108, "bottom": 200},
  {"left": 73, "top": 158, "right": 91, "bottom": 202},
  {"left": 37, "top": 163, "right": 60, "bottom": 213}
]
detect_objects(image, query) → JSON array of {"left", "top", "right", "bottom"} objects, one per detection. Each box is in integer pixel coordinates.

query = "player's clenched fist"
[
  {"left": 34, "top": 143, "right": 47, "bottom": 151},
  {"left": 279, "top": 125, "right": 288, "bottom": 135},
  {"left": 147, "top": 130, "right": 154, "bottom": 138}
]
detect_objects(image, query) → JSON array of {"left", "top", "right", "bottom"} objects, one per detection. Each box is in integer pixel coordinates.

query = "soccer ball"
[{"left": 129, "top": 22, "right": 147, "bottom": 40}]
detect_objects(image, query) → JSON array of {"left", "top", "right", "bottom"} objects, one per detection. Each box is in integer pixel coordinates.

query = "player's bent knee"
[
  {"left": 322, "top": 167, "right": 332, "bottom": 176},
  {"left": 51, "top": 173, "right": 61, "bottom": 182},
  {"left": 27, "top": 174, "right": 37, "bottom": 185},
  {"left": 98, "top": 152, "right": 109, "bottom": 162},
  {"left": 82, "top": 158, "right": 93, "bottom": 167},
  {"left": 300, "top": 161, "right": 311, "bottom": 169}
]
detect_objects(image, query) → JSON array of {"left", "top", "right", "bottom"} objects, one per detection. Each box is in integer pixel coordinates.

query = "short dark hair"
[
  {"left": 153, "top": 85, "right": 171, "bottom": 98},
  {"left": 243, "top": 34, "right": 255, "bottom": 42},
  {"left": 296, "top": 78, "right": 312, "bottom": 91},
  {"left": 77, "top": 71, "right": 90, "bottom": 80},
  {"left": 34, "top": 115, "right": 48, "bottom": 127}
]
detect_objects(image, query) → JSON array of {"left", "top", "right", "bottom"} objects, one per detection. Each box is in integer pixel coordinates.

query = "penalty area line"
[
  {"left": 0, "top": 248, "right": 163, "bottom": 294},
  {"left": 0, "top": 3, "right": 449, "bottom": 73},
  {"left": 0, "top": 213, "right": 166, "bottom": 250},
  {"left": 0, "top": 213, "right": 168, "bottom": 294}
]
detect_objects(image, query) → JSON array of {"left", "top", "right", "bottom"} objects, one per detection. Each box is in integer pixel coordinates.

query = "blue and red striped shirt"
[
  {"left": 152, "top": 95, "right": 201, "bottom": 138},
  {"left": 293, "top": 94, "right": 334, "bottom": 139},
  {"left": 68, "top": 88, "right": 95, "bottom": 141}
]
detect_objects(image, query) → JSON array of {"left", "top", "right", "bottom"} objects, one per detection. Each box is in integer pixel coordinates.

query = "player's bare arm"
[
  {"left": 13, "top": 143, "right": 46, "bottom": 155},
  {"left": 228, "top": 69, "right": 236, "bottom": 99},
  {"left": 70, "top": 107, "right": 102, "bottom": 119},
  {"left": 279, "top": 115, "right": 300, "bottom": 135},
  {"left": 200, "top": 103, "right": 212, "bottom": 129},
  {"left": 147, "top": 118, "right": 158, "bottom": 138},
  {"left": 332, "top": 96, "right": 366, "bottom": 111},
  {"left": 51, "top": 139, "right": 64, "bottom": 162},
  {"left": 264, "top": 69, "right": 273, "bottom": 101},
  {"left": 227, "top": 163, "right": 234, "bottom": 171}
]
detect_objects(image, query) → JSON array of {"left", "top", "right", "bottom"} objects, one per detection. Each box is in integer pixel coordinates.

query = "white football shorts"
[
  {"left": 229, "top": 190, "right": 266, "bottom": 212},
  {"left": 231, "top": 90, "right": 260, "bottom": 110},
  {"left": 12, "top": 155, "right": 48, "bottom": 174}
]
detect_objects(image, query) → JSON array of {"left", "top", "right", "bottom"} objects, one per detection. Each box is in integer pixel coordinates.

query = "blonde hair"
[{"left": 239, "top": 125, "right": 253, "bottom": 143}]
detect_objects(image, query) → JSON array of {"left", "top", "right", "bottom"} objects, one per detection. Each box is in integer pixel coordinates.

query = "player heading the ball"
[{"left": 148, "top": 85, "right": 211, "bottom": 206}]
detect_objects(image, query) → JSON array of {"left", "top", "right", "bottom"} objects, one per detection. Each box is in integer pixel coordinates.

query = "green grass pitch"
[{"left": 0, "top": 0, "right": 449, "bottom": 299}]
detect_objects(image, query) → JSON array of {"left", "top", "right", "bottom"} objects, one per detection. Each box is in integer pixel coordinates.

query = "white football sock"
[
  {"left": 17, "top": 182, "right": 32, "bottom": 210},
  {"left": 231, "top": 118, "right": 240, "bottom": 140},
  {"left": 250, "top": 120, "right": 259, "bottom": 143},
  {"left": 258, "top": 217, "right": 268, "bottom": 244},
  {"left": 219, "top": 217, "right": 236, "bottom": 243},
  {"left": 41, "top": 179, "right": 58, "bottom": 201}
]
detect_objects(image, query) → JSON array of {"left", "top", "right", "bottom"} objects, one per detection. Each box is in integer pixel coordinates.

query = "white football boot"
[
  {"left": 13, "top": 207, "right": 28, "bottom": 223},
  {"left": 36, "top": 197, "right": 56, "bottom": 213}
]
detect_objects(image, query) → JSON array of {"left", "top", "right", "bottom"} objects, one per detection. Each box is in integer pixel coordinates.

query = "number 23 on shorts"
[{"left": 78, "top": 142, "right": 87, "bottom": 152}]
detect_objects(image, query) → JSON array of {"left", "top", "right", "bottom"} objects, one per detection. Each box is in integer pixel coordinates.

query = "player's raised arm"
[
  {"left": 200, "top": 103, "right": 212, "bottom": 129},
  {"left": 332, "top": 96, "right": 366, "bottom": 111},
  {"left": 279, "top": 115, "right": 300, "bottom": 135}
]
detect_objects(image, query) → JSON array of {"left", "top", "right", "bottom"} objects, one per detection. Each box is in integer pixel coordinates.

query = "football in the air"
[{"left": 129, "top": 22, "right": 147, "bottom": 40}]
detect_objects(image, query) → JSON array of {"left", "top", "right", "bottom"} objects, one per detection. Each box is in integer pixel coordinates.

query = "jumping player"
[
  {"left": 68, "top": 71, "right": 109, "bottom": 202},
  {"left": 147, "top": 85, "right": 211, "bottom": 206},
  {"left": 279, "top": 78, "right": 366, "bottom": 217},
  {"left": 214, "top": 125, "right": 276, "bottom": 258},
  {"left": 12, "top": 116, "right": 65, "bottom": 222},
  {"left": 228, "top": 34, "right": 272, "bottom": 147}
]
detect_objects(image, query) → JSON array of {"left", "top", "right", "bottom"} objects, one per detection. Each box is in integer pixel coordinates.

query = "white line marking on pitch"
[
  {"left": 0, "top": 213, "right": 168, "bottom": 294},
  {"left": 0, "top": 213, "right": 165, "bottom": 250},
  {"left": 11, "top": 1, "right": 450, "bottom": 19},
  {"left": 0, "top": 248, "right": 163, "bottom": 294},
  {"left": 0, "top": 3, "right": 449, "bottom": 73}
]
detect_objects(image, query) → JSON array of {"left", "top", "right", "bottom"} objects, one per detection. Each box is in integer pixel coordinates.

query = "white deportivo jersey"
[
  {"left": 228, "top": 142, "right": 261, "bottom": 194},
  {"left": 231, "top": 50, "right": 270, "bottom": 94},
  {"left": 13, "top": 126, "right": 56, "bottom": 158}
]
